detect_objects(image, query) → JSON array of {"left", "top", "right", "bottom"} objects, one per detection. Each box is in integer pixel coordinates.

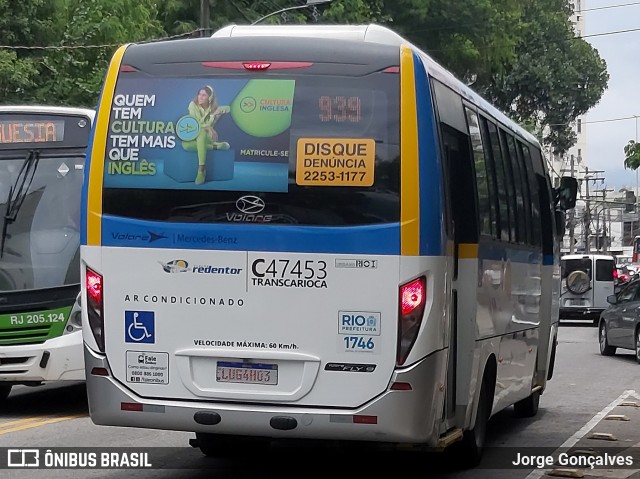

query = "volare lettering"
[
  {"left": 225, "top": 213, "right": 273, "bottom": 223},
  {"left": 112, "top": 232, "right": 150, "bottom": 241}
]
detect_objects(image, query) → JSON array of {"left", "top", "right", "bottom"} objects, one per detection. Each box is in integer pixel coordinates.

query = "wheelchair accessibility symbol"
[{"left": 125, "top": 311, "right": 155, "bottom": 344}]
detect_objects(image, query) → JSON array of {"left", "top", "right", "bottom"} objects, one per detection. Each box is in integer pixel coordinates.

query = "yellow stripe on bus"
[
  {"left": 86, "top": 44, "right": 129, "bottom": 246},
  {"left": 400, "top": 45, "right": 420, "bottom": 256},
  {"left": 458, "top": 243, "right": 479, "bottom": 259}
]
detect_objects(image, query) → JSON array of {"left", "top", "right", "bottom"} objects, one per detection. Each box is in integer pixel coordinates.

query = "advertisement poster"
[{"left": 104, "top": 78, "right": 295, "bottom": 192}]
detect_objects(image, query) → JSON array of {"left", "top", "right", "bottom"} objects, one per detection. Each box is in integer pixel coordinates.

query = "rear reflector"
[
  {"left": 353, "top": 415, "right": 378, "bottom": 424},
  {"left": 119, "top": 64, "right": 137, "bottom": 72},
  {"left": 383, "top": 66, "right": 400, "bottom": 73},
  {"left": 90, "top": 367, "right": 109, "bottom": 376},
  {"left": 121, "top": 402, "right": 144, "bottom": 412},
  {"left": 390, "top": 382, "right": 413, "bottom": 391}
]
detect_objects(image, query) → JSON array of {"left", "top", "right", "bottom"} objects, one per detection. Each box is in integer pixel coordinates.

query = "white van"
[{"left": 560, "top": 254, "right": 615, "bottom": 324}]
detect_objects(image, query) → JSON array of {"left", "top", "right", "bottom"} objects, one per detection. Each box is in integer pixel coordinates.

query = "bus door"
[{"left": 433, "top": 84, "right": 481, "bottom": 422}]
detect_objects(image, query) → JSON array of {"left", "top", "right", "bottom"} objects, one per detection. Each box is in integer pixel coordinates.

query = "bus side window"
[
  {"left": 506, "top": 134, "right": 528, "bottom": 244},
  {"left": 485, "top": 120, "right": 510, "bottom": 242},
  {"left": 498, "top": 128, "right": 518, "bottom": 243},
  {"left": 478, "top": 116, "right": 500, "bottom": 241},
  {"left": 464, "top": 108, "right": 492, "bottom": 237},
  {"left": 530, "top": 147, "right": 555, "bottom": 253},
  {"left": 439, "top": 123, "right": 479, "bottom": 247},
  {"left": 432, "top": 78, "right": 472, "bottom": 243},
  {"left": 515, "top": 140, "right": 534, "bottom": 245},
  {"left": 519, "top": 142, "right": 542, "bottom": 247}
]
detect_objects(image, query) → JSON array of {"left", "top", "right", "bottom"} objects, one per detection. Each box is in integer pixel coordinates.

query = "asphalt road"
[{"left": 1, "top": 320, "right": 639, "bottom": 478}]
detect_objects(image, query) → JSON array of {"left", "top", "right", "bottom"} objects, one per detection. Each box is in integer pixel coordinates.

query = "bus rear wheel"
[{"left": 454, "top": 379, "right": 490, "bottom": 468}]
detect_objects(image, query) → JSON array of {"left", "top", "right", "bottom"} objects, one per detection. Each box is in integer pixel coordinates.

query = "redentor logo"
[{"left": 235, "top": 196, "right": 265, "bottom": 214}]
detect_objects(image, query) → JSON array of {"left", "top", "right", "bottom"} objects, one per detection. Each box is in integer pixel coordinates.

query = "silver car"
[{"left": 599, "top": 278, "right": 640, "bottom": 362}]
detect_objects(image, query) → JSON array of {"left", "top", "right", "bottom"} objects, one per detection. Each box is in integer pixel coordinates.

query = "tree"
[
  {"left": 0, "top": 0, "right": 57, "bottom": 103},
  {"left": 383, "top": 0, "right": 522, "bottom": 87},
  {"left": 35, "top": 0, "right": 165, "bottom": 107},
  {"left": 624, "top": 140, "right": 640, "bottom": 171},
  {"left": 321, "top": 0, "right": 608, "bottom": 155},
  {"left": 0, "top": 0, "right": 609, "bottom": 154},
  {"left": 485, "top": 0, "right": 608, "bottom": 154}
]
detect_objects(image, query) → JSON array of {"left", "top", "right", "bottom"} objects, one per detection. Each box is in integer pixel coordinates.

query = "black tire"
[
  {"left": 0, "top": 385, "right": 11, "bottom": 402},
  {"left": 635, "top": 328, "right": 640, "bottom": 365},
  {"left": 599, "top": 321, "right": 616, "bottom": 356},
  {"left": 455, "top": 379, "right": 490, "bottom": 468},
  {"left": 513, "top": 390, "right": 540, "bottom": 418}
]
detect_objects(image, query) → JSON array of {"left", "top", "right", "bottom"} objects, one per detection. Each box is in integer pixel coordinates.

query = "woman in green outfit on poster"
[{"left": 183, "top": 85, "right": 230, "bottom": 185}]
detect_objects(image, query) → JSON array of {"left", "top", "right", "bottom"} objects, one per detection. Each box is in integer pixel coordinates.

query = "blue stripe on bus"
[
  {"left": 543, "top": 254, "right": 554, "bottom": 266},
  {"left": 101, "top": 215, "right": 402, "bottom": 255},
  {"left": 479, "top": 241, "right": 543, "bottom": 265},
  {"left": 413, "top": 54, "right": 444, "bottom": 256}
]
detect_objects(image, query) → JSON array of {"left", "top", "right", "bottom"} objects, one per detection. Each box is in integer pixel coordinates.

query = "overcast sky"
[{"left": 585, "top": 0, "right": 640, "bottom": 191}]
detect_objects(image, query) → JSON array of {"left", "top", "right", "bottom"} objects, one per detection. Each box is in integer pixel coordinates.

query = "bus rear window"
[{"left": 102, "top": 69, "right": 399, "bottom": 226}]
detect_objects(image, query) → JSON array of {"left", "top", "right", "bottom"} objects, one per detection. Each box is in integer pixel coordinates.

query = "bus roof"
[{"left": 213, "top": 24, "right": 540, "bottom": 147}]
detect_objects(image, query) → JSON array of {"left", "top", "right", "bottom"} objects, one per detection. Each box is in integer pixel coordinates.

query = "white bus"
[
  {"left": 81, "top": 24, "right": 576, "bottom": 465},
  {"left": 0, "top": 105, "right": 94, "bottom": 401}
]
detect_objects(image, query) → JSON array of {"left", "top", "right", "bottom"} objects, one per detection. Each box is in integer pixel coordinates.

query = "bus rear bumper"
[
  {"left": 0, "top": 331, "right": 84, "bottom": 384},
  {"left": 560, "top": 307, "right": 604, "bottom": 321},
  {"left": 85, "top": 346, "right": 448, "bottom": 445}
]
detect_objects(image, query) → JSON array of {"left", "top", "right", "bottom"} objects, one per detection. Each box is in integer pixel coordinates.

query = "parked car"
[
  {"left": 599, "top": 278, "right": 640, "bottom": 362},
  {"left": 615, "top": 265, "right": 634, "bottom": 291},
  {"left": 560, "top": 254, "right": 615, "bottom": 325}
]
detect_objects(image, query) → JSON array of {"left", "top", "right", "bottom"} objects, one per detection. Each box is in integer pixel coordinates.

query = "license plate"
[
  {"left": 216, "top": 361, "right": 278, "bottom": 385},
  {"left": 569, "top": 298, "right": 585, "bottom": 305}
]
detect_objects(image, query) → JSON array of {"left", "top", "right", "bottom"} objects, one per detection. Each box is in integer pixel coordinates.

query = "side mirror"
[
  {"left": 554, "top": 210, "right": 566, "bottom": 238},
  {"left": 606, "top": 294, "right": 617, "bottom": 305},
  {"left": 555, "top": 176, "right": 578, "bottom": 211}
]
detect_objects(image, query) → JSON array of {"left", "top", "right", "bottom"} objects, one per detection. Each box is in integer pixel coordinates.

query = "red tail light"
[
  {"left": 401, "top": 278, "right": 425, "bottom": 315},
  {"left": 86, "top": 268, "right": 102, "bottom": 305},
  {"left": 243, "top": 62, "right": 271, "bottom": 71},
  {"left": 201, "top": 61, "right": 313, "bottom": 70},
  {"left": 86, "top": 267, "right": 105, "bottom": 353},
  {"left": 397, "top": 276, "right": 427, "bottom": 366}
]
